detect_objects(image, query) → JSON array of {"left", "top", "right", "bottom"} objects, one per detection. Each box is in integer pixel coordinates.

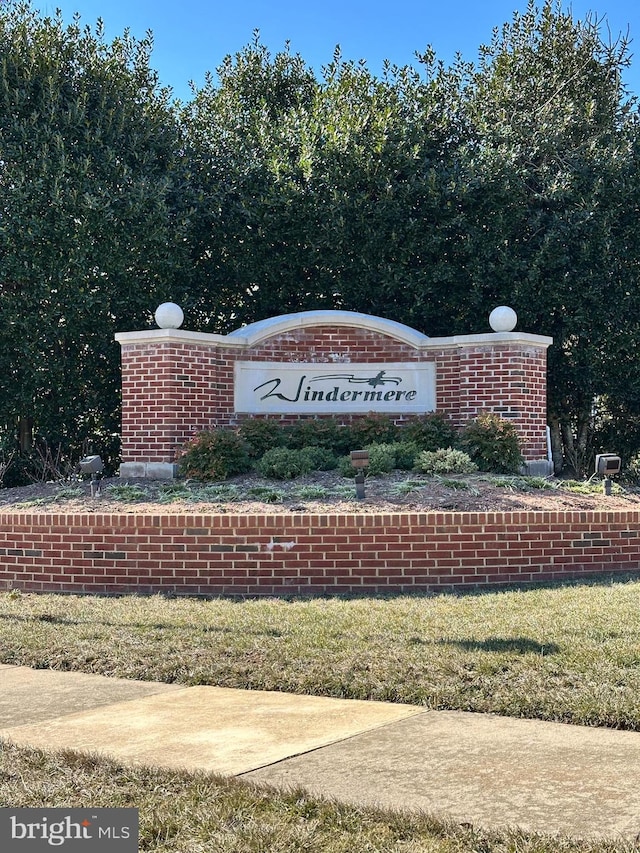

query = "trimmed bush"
[
  {"left": 237, "top": 419, "right": 286, "bottom": 458},
  {"left": 414, "top": 447, "right": 478, "bottom": 475},
  {"left": 390, "top": 440, "right": 421, "bottom": 470},
  {"left": 177, "top": 430, "right": 253, "bottom": 481},
  {"left": 298, "top": 446, "right": 338, "bottom": 471},
  {"left": 350, "top": 413, "right": 398, "bottom": 447},
  {"left": 403, "top": 412, "right": 458, "bottom": 451},
  {"left": 254, "top": 447, "right": 315, "bottom": 480},
  {"left": 459, "top": 412, "right": 524, "bottom": 474},
  {"left": 284, "top": 418, "right": 354, "bottom": 454},
  {"left": 339, "top": 443, "right": 398, "bottom": 477}
]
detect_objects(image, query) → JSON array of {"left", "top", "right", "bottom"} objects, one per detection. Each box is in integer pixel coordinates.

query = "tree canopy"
[{"left": 1, "top": 0, "right": 638, "bottom": 478}]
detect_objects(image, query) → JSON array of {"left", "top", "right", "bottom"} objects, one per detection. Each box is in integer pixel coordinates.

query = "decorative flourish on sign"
[
  {"left": 254, "top": 369, "right": 403, "bottom": 401},
  {"left": 309, "top": 370, "right": 402, "bottom": 387},
  {"left": 253, "top": 376, "right": 307, "bottom": 402}
]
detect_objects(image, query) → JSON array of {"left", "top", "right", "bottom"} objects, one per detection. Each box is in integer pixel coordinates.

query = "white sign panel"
[{"left": 234, "top": 362, "right": 436, "bottom": 414}]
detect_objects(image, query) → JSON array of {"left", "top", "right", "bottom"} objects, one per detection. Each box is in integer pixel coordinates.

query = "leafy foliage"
[
  {"left": 414, "top": 448, "right": 478, "bottom": 475},
  {"left": 459, "top": 413, "right": 524, "bottom": 474},
  {"left": 403, "top": 414, "right": 458, "bottom": 452},
  {"left": 177, "top": 430, "right": 252, "bottom": 480},
  {"left": 3, "top": 1, "right": 640, "bottom": 480},
  {"left": 284, "top": 418, "right": 354, "bottom": 454},
  {"left": 237, "top": 419, "right": 286, "bottom": 458},
  {"left": 254, "top": 447, "right": 315, "bottom": 480},
  {"left": 0, "top": 3, "right": 190, "bottom": 473},
  {"left": 349, "top": 414, "right": 399, "bottom": 448}
]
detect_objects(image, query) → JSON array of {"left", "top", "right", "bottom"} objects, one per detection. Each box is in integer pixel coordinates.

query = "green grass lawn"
[{"left": 2, "top": 577, "right": 640, "bottom": 851}]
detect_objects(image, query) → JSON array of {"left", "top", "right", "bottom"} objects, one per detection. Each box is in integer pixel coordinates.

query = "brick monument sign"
[{"left": 115, "top": 307, "right": 552, "bottom": 479}]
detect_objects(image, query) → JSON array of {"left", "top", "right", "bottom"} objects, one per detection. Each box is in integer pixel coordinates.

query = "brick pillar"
[{"left": 116, "top": 330, "right": 237, "bottom": 478}]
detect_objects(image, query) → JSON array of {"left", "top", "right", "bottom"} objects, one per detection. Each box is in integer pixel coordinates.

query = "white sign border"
[{"left": 234, "top": 361, "right": 436, "bottom": 414}]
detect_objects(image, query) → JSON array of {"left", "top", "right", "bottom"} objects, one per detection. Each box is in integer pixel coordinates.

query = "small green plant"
[
  {"left": 237, "top": 419, "right": 286, "bottom": 458},
  {"left": 254, "top": 447, "right": 315, "bottom": 480},
  {"left": 330, "top": 484, "right": 360, "bottom": 499},
  {"left": 403, "top": 412, "right": 458, "bottom": 451},
  {"left": 487, "top": 476, "right": 556, "bottom": 491},
  {"left": 458, "top": 412, "right": 524, "bottom": 474},
  {"left": 246, "top": 485, "right": 284, "bottom": 502},
  {"left": 155, "top": 482, "right": 192, "bottom": 502},
  {"left": 51, "top": 486, "right": 83, "bottom": 502},
  {"left": 191, "top": 484, "right": 244, "bottom": 502},
  {"left": 390, "top": 479, "right": 429, "bottom": 497},
  {"left": 292, "top": 485, "right": 330, "bottom": 500},
  {"left": 106, "top": 483, "right": 149, "bottom": 501},
  {"left": 177, "top": 430, "right": 253, "bottom": 481},
  {"left": 414, "top": 447, "right": 478, "bottom": 475}
]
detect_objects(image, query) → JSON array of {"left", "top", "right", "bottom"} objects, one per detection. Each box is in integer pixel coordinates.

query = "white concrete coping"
[
  {"left": 116, "top": 327, "right": 552, "bottom": 351},
  {"left": 427, "top": 332, "right": 553, "bottom": 350},
  {"left": 226, "top": 310, "right": 431, "bottom": 347},
  {"left": 116, "top": 311, "right": 552, "bottom": 351},
  {"left": 115, "top": 328, "right": 249, "bottom": 348}
]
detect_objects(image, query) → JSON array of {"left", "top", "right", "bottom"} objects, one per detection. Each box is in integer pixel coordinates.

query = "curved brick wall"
[
  {"left": 116, "top": 318, "right": 553, "bottom": 475},
  {"left": 0, "top": 509, "right": 638, "bottom": 596}
]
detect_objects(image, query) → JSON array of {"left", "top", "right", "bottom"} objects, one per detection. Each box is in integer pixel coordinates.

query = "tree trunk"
[
  {"left": 548, "top": 416, "right": 564, "bottom": 474},
  {"left": 18, "top": 417, "right": 33, "bottom": 453}
]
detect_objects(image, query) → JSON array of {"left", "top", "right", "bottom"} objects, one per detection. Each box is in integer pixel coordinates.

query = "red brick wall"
[
  {"left": 118, "top": 326, "right": 551, "bottom": 465},
  {"left": 1, "top": 510, "right": 638, "bottom": 596}
]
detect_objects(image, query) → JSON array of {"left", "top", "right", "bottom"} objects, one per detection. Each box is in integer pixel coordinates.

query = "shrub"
[
  {"left": 414, "top": 447, "right": 478, "bottom": 475},
  {"left": 625, "top": 453, "right": 640, "bottom": 484},
  {"left": 177, "top": 430, "right": 252, "bottom": 481},
  {"left": 237, "top": 419, "right": 286, "bottom": 458},
  {"left": 403, "top": 413, "right": 458, "bottom": 451},
  {"left": 338, "top": 443, "right": 398, "bottom": 477},
  {"left": 350, "top": 413, "right": 398, "bottom": 447},
  {"left": 390, "top": 440, "right": 421, "bottom": 470},
  {"left": 284, "top": 418, "right": 354, "bottom": 454},
  {"left": 298, "top": 446, "right": 338, "bottom": 471},
  {"left": 254, "top": 447, "right": 315, "bottom": 479},
  {"left": 458, "top": 413, "right": 524, "bottom": 474}
]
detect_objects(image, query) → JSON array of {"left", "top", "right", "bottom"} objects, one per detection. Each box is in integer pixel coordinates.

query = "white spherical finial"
[
  {"left": 489, "top": 306, "right": 517, "bottom": 332},
  {"left": 155, "top": 302, "right": 184, "bottom": 329}
]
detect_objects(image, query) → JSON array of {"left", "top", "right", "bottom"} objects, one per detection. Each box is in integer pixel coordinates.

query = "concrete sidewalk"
[{"left": 1, "top": 663, "right": 639, "bottom": 842}]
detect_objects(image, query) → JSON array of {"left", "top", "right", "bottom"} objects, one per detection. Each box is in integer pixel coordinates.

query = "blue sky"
[{"left": 38, "top": 0, "right": 640, "bottom": 100}]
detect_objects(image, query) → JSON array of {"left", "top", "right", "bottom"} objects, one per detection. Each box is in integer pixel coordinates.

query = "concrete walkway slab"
[
  {"left": 0, "top": 664, "right": 180, "bottom": 726},
  {"left": 3, "top": 666, "right": 640, "bottom": 841},
  {"left": 246, "top": 709, "right": 640, "bottom": 841},
  {"left": 0, "top": 681, "right": 420, "bottom": 775}
]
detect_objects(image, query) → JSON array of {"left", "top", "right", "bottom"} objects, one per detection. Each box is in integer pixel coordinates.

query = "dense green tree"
[
  {"left": 435, "top": 0, "right": 640, "bottom": 472},
  {"left": 2, "top": 1, "right": 638, "bottom": 478},
  {"left": 183, "top": 6, "right": 640, "bottom": 472},
  {"left": 0, "top": 1, "right": 188, "bottom": 472},
  {"left": 181, "top": 36, "right": 469, "bottom": 332}
]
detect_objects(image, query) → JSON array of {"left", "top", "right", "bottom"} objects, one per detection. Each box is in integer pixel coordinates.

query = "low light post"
[
  {"left": 595, "top": 454, "right": 621, "bottom": 496},
  {"left": 350, "top": 450, "right": 370, "bottom": 499},
  {"left": 80, "top": 455, "right": 104, "bottom": 497}
]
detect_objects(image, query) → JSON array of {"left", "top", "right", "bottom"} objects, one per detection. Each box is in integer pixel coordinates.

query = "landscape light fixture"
[
  {"left": 79, "top": 454, "right": 104, "bottom": 497},
  {"left": 595, "top": 453, "right": 621, "bottom": 496},
  {"left": 350, "top": 450, "right": 370, "bottom": 499}
]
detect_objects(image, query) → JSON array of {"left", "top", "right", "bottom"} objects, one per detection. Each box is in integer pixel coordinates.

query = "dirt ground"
[{"left": 0, "top": 470, "right": 638, "bottom": 515}]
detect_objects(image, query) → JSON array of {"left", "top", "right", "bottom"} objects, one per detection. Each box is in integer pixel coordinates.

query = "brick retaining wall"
[{"left": 1, "top": 510, "right": 638, "bottom": 596}]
